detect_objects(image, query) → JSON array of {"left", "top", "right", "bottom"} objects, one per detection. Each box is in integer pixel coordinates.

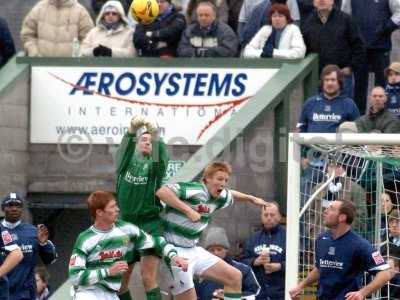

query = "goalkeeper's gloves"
[{"left": 130, "top": 116, "right": 146, "bottom": 133}]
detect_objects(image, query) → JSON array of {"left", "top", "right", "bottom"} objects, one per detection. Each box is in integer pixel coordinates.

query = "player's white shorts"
[
  {"left": 166, "top": 246, "right": 221, "bottom": 295},
  {"left": 72, "top": 288, "right": 118, "bottom": 300}
]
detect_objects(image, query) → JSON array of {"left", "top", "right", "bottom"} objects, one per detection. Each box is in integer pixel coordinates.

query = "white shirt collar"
[{"left": 1, "top": 219, "right": 21, "bottom": 229}]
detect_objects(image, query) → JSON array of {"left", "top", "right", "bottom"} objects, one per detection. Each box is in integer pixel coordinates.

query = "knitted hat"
[
  {"left": 385, "top": 62, "right": 400, "bottom": 78},
  {"left": 203, "top": 227, "right": 230, "bottom": 249}
]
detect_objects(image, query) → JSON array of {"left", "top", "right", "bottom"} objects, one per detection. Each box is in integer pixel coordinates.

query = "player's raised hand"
[
  {"left": 130, "top": 116, "right": 145, "bottom": 133},
  {"left": 288, "top": 285, "right": 303, "bottom": 299},
  {"left": 171, "top": 256, "right": 189, "bottom": 272},
  {"left": 108, "top": 261, "right": 129, "bottom": 276},
  {"left": 345, "top": 291, "right": 365, "bottom": 300},
  {"left": 37, "top": 224, "right": 49, "bottom": 245},
  {"left": 185, "top": 208, "right": 201, "bottom": 222},
  {"left": 144, "top": 120, "right": 157, "bottom": 135}
]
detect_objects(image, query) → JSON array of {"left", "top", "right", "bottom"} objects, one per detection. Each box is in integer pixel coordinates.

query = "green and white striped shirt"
[
  {"left": 68, "top": 219, "right": 176, "bottom": 292},
  {"left": 162, "top": 181, "right": 233, "bottom": 248}
]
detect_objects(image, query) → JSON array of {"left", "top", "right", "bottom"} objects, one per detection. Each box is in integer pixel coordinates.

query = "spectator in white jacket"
[
  {"left": 243, "top": 3, "right": 305, "bottom": 59},
  {"left": 80, "top": 0, "right": 135, "bottom": 57}
]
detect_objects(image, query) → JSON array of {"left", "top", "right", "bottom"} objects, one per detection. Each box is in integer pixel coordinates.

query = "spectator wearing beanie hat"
[
  {"left": 385, "top": 62, "right": 400, "bottom": 119},
  {"left": 195, "top": 227, "right": 260, "bottom": 300}
]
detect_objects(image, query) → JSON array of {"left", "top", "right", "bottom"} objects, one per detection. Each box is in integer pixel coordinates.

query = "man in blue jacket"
[
  {"left": 242, "top": 201, "right": 286, "bottom": 300},
  {"left": 296, "top": 64, "right": 360, "bottom": 133},
  {"left": 195, "top": 227, "right": 260, "bottom": 300},
  {"left": 1, "top": 193, "right": 57, "bottom": 300}
]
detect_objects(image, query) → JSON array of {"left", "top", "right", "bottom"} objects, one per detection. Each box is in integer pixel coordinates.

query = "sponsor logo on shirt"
[
  {"left": 319, "top": 259, "right": 344, "bottom": 269},
  {"left": 99, "top": 249, "right": 123, "bottom": 261},
  {"left": 372, "top": 251, "right": 385, "bottom": 265},
  {"left": 124, "top": 171, "right": 148, "bottom": 185},
  {"left": 195, "top": 204, "right": 210, "bottom": 214},
  {"left": 328, "top": 247, "right": 335, "bottom": 256},
  {"left": 1, "top": 230, "right": 13, "bottom": 245},
  {"left": 20, "top": 244, "right": 33, "bottom": 253},
  {"left": 312, "top": 113, "right": 342, "bottom": 122}
]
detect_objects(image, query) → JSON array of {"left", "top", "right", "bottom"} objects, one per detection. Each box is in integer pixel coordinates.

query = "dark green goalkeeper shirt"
[{"left": 115, "top": 132, "right": 169, "bottom": 223}]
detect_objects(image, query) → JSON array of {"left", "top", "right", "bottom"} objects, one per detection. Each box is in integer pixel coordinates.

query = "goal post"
[{"left": 285, "top": 133, "right": 400, "bottom": 300}]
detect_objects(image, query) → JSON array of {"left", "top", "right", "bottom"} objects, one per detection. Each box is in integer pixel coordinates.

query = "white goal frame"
[{"left": 285, "top": 133, "right": 400, "bottom": 300}]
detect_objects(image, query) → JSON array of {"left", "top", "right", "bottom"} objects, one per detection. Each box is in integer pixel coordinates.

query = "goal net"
[{"left": 285, "top": 133, "right": 400, "bottom": 300}]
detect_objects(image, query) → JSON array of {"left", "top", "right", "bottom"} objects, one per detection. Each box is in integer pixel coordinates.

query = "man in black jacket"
[
  {"left": 301, "top": 0, "right": 365, "bottom": 101},
  {"left": 242, "top": 201, "right": 286, "bottom": 300},
  {"left": 134, "top": 0, "right": 186, "bottom": 57},
  {"left": 0, "top": 17, "right": 15, "bottom": 68},
  {"left": 342, "top": 0, "right": 400, "bottom": 114}
]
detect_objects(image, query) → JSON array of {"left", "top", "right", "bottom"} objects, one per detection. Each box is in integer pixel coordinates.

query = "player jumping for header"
[
  {"left": 156, "top": 161, "right": 268, "bottom": 300},
  {"left": 115, "top": 116, "right": 168, "bottom": 300},
  {"left": 68, "top": 191, "right": 188, "bottom": 300}
]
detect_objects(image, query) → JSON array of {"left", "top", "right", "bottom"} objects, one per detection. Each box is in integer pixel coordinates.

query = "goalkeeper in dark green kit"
[{"left": 115, "top": 116, "right": 169, "bottom": 300}]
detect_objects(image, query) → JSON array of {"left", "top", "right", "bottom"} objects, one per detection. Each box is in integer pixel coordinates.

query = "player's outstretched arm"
[
  {"left": 345, "top": 268, "right": 395, "bottom": 300},
  {"left": 156, "top": 186, "right": 201, "bottom": 222},
  {"left": 289, "top": 267, "right": 320, "bottom": 299},
  {"left": 0, "top": 247, "right": 23, "bottom": 278},
  {"left": 230, "top": 190, "right": 268, "bottom": 207}
]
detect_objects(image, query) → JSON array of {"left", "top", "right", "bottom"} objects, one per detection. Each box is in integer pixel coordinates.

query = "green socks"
[
  {"left": 224, "top": 292, "right": 242, "bottom": 300},
  {"left": 146, "top": 287, "right": 162, "bottom": 300},
  {"left": 119, "top": 291, "right": 133, "bottom": 300}
]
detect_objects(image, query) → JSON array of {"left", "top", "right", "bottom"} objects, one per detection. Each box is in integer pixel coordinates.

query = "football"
[{"left": 130, "top": 0, "right": 159, "bottom": 24}]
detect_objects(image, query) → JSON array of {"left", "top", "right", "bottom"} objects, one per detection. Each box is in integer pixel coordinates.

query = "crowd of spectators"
[{"left": 1, "top": 0, "right": 399, "bottom": 115}]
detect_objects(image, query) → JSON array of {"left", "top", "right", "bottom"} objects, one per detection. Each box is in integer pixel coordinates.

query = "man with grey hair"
[
  {"left": 355, "top": 86, "right": 400, "bottom": 133},
  {"left": 178, "top": 1, "right": 238, "bottom": 57}
]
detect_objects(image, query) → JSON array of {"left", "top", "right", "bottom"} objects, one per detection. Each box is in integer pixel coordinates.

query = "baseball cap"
[{"left": 2, "top": 193, "right": 24, "bottom": 206}]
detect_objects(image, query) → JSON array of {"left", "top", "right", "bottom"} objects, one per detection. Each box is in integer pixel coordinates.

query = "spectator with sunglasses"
[
  {"left": 1, "top": 193, "right": 57, "bottom": 300},
  {"left": 80, "top": 0, "right": 136, "bottom": 57}
]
